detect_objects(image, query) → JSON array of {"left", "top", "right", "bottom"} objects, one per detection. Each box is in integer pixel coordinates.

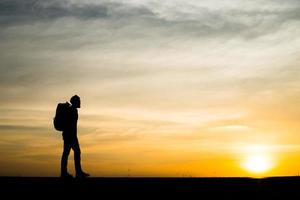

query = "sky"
[{"left": 1, "top": 0, "right": 300, "bottom": 177}]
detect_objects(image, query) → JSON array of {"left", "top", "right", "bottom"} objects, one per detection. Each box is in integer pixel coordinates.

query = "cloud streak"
[
  {"left": 0, "top": 0, "right": 108, "bottom": 25},
  {"left": 1, "top": 0, "right": 300, "bottom": 39}
]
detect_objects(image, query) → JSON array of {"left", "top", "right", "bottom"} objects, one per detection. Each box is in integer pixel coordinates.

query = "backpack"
[{"left": 53, "top": 102, "right": 70, "bottom": 131}]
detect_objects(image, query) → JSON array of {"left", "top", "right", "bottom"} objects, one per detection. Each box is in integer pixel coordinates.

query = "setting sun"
[{"left": 243, "top": 155, "right": 272, "bottom": 174}]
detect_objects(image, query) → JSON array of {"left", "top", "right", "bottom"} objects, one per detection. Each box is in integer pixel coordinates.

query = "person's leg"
[
  {"left": 71, "top": 138, "right": 89, "bottom": 177},
  {"left": 72, "top": 138, "right": 82, "bottom": 174},
  {"left": 61, "top": 140, "right": 72, "bottom": 176}
]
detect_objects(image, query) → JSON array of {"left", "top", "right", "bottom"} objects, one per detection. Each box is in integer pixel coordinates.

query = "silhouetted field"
[{"left": 1, "top": 176, "right": 300, "bottom": 199}]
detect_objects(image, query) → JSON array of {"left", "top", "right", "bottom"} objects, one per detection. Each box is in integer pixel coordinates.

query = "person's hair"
[{"left": 70, "top": 95, "right": 80, "bottom": 105}]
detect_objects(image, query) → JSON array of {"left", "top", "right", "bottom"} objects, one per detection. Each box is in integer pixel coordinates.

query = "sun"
[{"left": 243, "top": 155, "right": 272, "bottom": 173}]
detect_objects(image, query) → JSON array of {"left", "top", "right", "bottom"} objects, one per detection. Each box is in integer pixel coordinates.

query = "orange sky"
[{"left": 1, "top": 0, "right": 300, "bottom": 177}]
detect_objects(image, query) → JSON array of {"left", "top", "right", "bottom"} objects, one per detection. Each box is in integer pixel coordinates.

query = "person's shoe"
[
  {"left": 76, "top": 171, "right": 90, "bottom": 178},
  {"left": 61, "top": 172, "right": 73, "bottom": 179}
]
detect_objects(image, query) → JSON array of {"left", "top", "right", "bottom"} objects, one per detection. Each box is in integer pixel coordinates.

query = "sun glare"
[{"left": 243, "top": 155, "right": 272, "bottom": 173}]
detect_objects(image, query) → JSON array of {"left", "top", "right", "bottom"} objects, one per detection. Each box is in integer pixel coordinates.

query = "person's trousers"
[{"left": 61, "top": 137, "right": 82, "bottom": 174}]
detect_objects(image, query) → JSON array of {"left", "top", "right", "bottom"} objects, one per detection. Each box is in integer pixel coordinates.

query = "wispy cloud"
[
  {"left": 0, "top": 0, "right": 108, "bottom": 25},
  {"left": 1, "top": 0, "right": 300, "bottom": 37}
]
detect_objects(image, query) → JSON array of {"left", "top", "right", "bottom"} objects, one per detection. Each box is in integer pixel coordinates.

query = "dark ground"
[{"left": 1, "top": 176, "right": 300, "bottom": 199}]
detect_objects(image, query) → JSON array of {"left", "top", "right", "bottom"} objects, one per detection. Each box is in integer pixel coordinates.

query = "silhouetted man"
[{"left": 61, "top": 95, "right": 89, "bottom": 178}]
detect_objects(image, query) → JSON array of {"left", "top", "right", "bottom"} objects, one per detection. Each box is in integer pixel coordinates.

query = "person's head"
[{"left": 70, "top": 95, "right": 81, "bottom": 108}]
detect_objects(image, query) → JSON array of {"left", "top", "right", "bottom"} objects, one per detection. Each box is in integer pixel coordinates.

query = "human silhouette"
[{"left": 60, "top": 95, "right": 89, "bottom": 178}]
